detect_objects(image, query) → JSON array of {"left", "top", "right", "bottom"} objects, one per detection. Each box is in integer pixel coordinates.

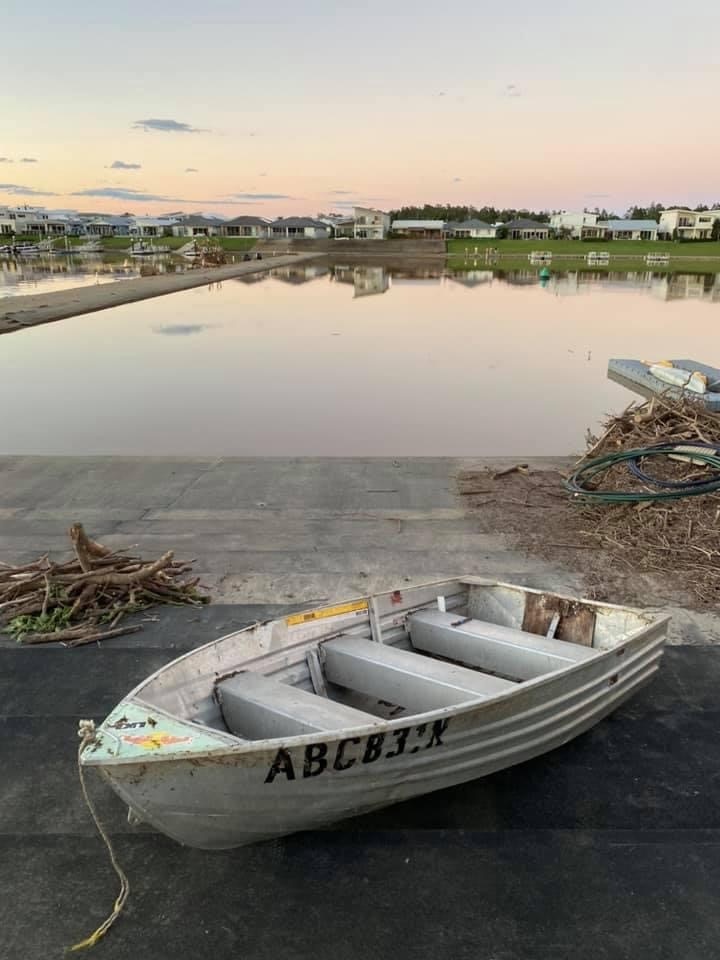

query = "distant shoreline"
[{"left": 0, "top": 253, "right": 323, "bottom": 336}]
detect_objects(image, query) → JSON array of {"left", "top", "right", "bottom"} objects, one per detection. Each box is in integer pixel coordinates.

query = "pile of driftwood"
[
  {"left": 1, "top": 524, "right": 209, "bottom": 646},
  {"left": 574, "top": 395, "right": 720, "bottom": 602}
]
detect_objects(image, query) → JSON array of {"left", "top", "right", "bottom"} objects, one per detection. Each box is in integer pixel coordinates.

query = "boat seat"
[
  {"left": 409, "top": 610, "right": 599, "bottom": 681},
  {"left": 216, "top": 671, "right": 382, "bottom": 740},
  {"left": 321, "top": 635, "right": 516, "bottom": 714}
]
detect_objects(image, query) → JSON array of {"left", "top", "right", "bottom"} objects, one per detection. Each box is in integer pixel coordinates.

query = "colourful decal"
[
  {"left": 285, "top": 599, "right": 368, "bottom": 627},
  {"left": 121, "top": 731, "right": 192, "bottom": 750}
]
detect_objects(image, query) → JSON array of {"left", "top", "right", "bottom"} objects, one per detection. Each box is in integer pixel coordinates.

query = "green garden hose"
[{"left": 564, "top": 446, "right": 720, "bottom": 502}]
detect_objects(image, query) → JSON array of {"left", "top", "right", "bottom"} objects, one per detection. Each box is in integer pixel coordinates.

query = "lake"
[{"left": 1, "top": 261, "right": 718, "bottom": 456}]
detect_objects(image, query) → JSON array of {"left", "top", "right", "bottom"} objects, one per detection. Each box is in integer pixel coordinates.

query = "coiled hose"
[{"left": 564, "top": 444, "right": 720, "bottom": 502}]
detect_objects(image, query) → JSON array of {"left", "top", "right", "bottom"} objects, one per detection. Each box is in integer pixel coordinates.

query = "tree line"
[{"left": 388, "top": 202, "right": 720, "bottom": 223}]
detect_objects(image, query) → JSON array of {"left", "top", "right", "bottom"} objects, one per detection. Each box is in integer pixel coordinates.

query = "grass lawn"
[
  {"left": 447, "top": 237, "right": 720, "bottom": 259},
  {"left": 216, "top": 237, "right": 257, "bottom": 251}
]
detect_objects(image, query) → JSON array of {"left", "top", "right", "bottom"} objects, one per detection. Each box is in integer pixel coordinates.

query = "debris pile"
[
  {"left": 457, "top": 395, "right": 720, "bottom": 605},
  {"left": 0, "top": 524, "right": 209, "bottom": 645}
]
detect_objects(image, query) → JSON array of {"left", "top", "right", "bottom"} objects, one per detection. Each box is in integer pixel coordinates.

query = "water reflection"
[{"left": 2, "top": 261, "right": 719, "bottom": 456}]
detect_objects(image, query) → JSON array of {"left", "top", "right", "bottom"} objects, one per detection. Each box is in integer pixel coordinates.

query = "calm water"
[
  {"left": 1, "top": 263, "right": 719, "bottom": 456},
  {"left": 0, "top": 254, "right": 182, "bottom": 298}
]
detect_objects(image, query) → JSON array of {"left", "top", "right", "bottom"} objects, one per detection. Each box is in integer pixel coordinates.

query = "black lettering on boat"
[
  {"left": 303, "top": 742, "right": 328, "bottom": 778},
  {"left": 265, "top": 748, "right": 296, "bottom": 783},
  {"left": 362, "top": 733, "right": 385, "bottom": 764},
  {"left": 410, "top": 723, "right": 427, "bottom": 753},
  {"left": 385, "top": 727, "right": 410, "bottom": 758},
  {"left": 333, "top": 737, "right": 360, "bottom": 771},
  {"left": 426, "top": 719, "right": 449, "bottom": 748}
]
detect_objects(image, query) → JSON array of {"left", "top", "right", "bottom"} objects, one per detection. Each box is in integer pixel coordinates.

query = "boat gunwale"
[{"left": 82, "top": 611, "right": 668, "bottom": 768}]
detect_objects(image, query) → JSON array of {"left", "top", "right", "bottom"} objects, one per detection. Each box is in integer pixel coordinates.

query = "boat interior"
[{"left": 135, "top": 580, "right": 656, "bottom": 743}]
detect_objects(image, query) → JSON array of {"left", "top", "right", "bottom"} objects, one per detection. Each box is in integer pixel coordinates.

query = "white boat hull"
[{"left": 95, "top": 618, "right": 664, "bottom": 849}]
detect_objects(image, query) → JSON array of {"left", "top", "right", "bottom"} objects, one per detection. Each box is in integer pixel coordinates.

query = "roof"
[
  {"left": 392, "top": 220, "right": 445, "bottom": 229},
  {"left": 176, "top": 215, "right": 219, "bottom": 227},
  {"left": 448, "top": 219, "right": 494, "bottom": 230},
  {"left": 600, "top": 219, "right": 658, "bottom": 231},
  {"left": 223, "top": 215, "right": 270, "bottom": 227},
  {"left": 504, "top": 218, "right": 549, "bottom": 230},
  {"left": 269, "top": 217, "right": 328, "bottom": 228}
]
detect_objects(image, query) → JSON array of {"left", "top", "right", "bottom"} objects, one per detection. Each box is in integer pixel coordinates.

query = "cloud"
[
  {"left": 503, "top": 83, "right": 522, "bottom": 97},
  {"left": 0, "top": 158, "right": 13, "bottom": 163},
  {"left": 69, "top": 185, "right": 272, "bottom": 206},
  {"left": 153, "top": 324, "right": 214, "bottom": 337},
  {"left": 330, "top": 190, "right": 354, "bottom": 195},
  {"left": 453, "top": 177, "right": 462, "bottom": 182},
  {"left": 185, "top": 167, "right": 198, "bottom": 173},
  {"left": 437, "top": 91, "right": 446, "bottom": 97},
  {"left": 133, "top": 118, "right": 208, "bottom": 133},
  {"left": 0, "top": 182, "right": 58, "bottom": 196},
  {"left": 258, "top": 172, "right": 268, "bottom": 177},
  {"left": 225, "top": 192, "right": 291, "bottom": 201},
  {"left": 110, "top": 160, "right": 142, "bottom": 170},
  {"left": 20, "top": 157, "right": 38, "bottom": 163}
]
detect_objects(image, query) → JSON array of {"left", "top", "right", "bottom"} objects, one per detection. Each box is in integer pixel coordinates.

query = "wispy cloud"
[
  {"left": 185, "top": 167, "right": 198, "bottom": 173},
  {"left": 503, "top": 83, "right": 522, "bottom": 97},
  {"left": 453, "top": 177, "right": 462, "bottom": 182},
  {"left": 0, "top": 182, "right": 58, "bottom": 196},
  {"left": 110, "top": 160, "right": 141, "bottom": 170},
  {"left": 70, "top": 185, "right": 272, "bottom": 206},
  {"left": 258, "top": 172, "right": 268, "bottom": 177},
  {"left": 225, "top": 192, "right": 292, "bottom": 201},
  {"left": 20, "top": 157, "right": 38, "bottom": 163},
  {"left": 153, "top": 324, "right": 215, "bottom": 337},
  {"left": 0, "top": 158, "right": 13, "bottom": 164},
  {"left": 329, "top": 190, "right": 354, "bottom": 195},
  {"left": 133, "top": 118, "right": 208, "bottom": 134}
]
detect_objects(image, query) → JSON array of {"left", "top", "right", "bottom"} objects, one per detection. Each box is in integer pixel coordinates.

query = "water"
[
  {"left": 1, "top": 263, "right": 719, "bottom": 456},
  {"left": 0, "top": 254, "right": 178, "bottom": 298}
]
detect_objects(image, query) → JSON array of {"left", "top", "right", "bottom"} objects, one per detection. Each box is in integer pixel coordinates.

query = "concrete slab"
[{"left": 0, "top": 600, "right": 718, "bottom": 960}]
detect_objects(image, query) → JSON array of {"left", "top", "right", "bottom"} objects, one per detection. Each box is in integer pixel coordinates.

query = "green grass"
[
  {"left": 216, "top": 237, "right": 257, "bottom": 251},
  {"left": 447, "top": 237, "right": 720, "bottom": 258}
]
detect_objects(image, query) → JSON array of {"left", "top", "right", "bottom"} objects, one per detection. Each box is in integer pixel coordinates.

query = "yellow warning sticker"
[{"left": 286, "top": 599, "right": 368, "bottom": 627}]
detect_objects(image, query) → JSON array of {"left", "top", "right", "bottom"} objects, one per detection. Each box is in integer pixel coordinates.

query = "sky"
[{"left": 2, "top": 0, "right": 719, "bottom": 218}]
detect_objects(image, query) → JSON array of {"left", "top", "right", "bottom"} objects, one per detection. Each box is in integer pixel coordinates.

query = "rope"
[{"left": 66, "top": 720, "right": 130, "bottom": 953}]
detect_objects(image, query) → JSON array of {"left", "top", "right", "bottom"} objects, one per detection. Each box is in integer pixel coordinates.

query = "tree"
[
  {"left": 496, "top": 225, "right": 508, "bottom": 239},
  {"left": 712, "top": 218, "right": 720, "bottom": 242}
]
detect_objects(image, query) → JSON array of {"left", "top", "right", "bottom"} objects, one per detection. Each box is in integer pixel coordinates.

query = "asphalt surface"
[{"left": 2, "top": 604, "right": 719, "bottom": 960}]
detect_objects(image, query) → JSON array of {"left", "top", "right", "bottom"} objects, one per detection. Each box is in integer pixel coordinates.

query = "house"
[
  {"left": 353, "top": 207, "right": 391, "bottom": 240},
  {"left": 549, "top": 212, "right": 607, "bottom": 240},
  {"left": 130, "top": 216, "right": 179, "bottom": 237},
  {"left": 220, "top": 216, "right": 270, "bottom": 238},
  {"left": 391, "top": 219, "right": 445, "bottom": 239},
  {"left": 84, "top": 215, "right": 133, "bottom": 237},
  {"left": 445, "top": 219, "right": 497, "bottom": 239},
  {"left": 503, "top": 218, "right": 550, "bottom": 240},
  {"left": 658, "top": 209, "right": 720, "bottom": 240},
  {"left": 171, "top": 215, "right": 222, "bottom": 238},
  {"left": 268, "top": 217, "right": 330, "bottom": 240},
  {"left": 599, "top": 219, "right": 658, "bottom": 241}
]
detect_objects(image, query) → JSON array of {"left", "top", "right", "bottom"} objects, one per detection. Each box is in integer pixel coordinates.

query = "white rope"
[{"left": 67, "top": 720, "right": 130, "bottom": 952}]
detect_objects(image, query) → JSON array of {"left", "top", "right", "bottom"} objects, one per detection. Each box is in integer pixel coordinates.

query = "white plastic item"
[{"left": 649, "top": 364, "right": 707, "bottom": 395}]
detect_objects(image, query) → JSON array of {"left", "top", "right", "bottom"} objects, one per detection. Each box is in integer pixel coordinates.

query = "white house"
[
  {"left": 549, "top": 212, "right": 607, "bottom": 240},
  {"left": 220, "top": 216, "right": 270, "bottom": 238},
  {"left": 353, "top": 206, "right": 391, "bottom": 240},
  {"left": 599, "top": 219, "right": 658, "bottom": 241},
  {"left": 84, "top": 215, "right": 133, "bottom": 237},
  {"left": 170, "top": 215, "right": 222, "bottom": 238},
  {"left": 658, "top": 209, "right": 720, "bottom": 240},
  {"left": 391, "top": 219, "right": 445, "bottom": 239},
  {"left": 445, "top": 219, "right": 497, "bottom": 239},
  {"left": 268, "top": 217, "right": 330, "bottom": 240},
  {"left": 130, "top": 215, "right": 179, "bottom": 237}
]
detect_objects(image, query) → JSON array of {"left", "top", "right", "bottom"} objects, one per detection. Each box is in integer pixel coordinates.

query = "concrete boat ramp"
[{"left": 1, "top": 455, "right": 719, "bottom": 959}]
